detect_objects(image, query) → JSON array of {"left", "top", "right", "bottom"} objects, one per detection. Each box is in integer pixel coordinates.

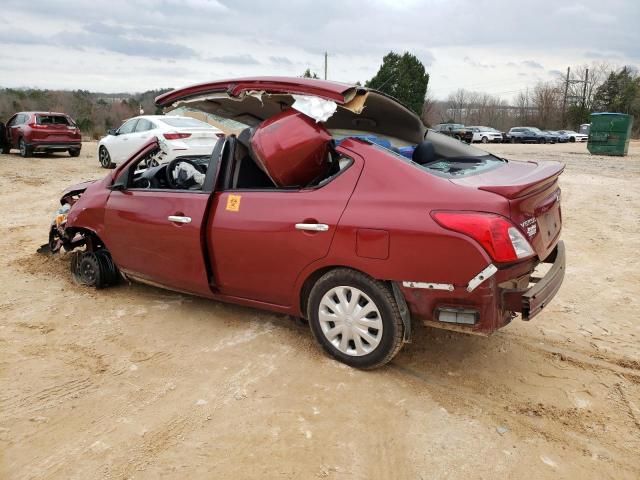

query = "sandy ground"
[{"left": 0, "top": 141, "right": 639, "bottom": 480}]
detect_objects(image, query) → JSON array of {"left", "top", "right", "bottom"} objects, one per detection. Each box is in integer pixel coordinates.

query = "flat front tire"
[{"left": 307, "top": 269, "right": 404, "bottom": 369}]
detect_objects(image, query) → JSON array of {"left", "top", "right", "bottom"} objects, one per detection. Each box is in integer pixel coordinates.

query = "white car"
[
  {"left": 557, "top": 130, "right": 588, "bottom": 143},
  {"left": 98, "top": 115, "right": 223, "bottom": 168},
  {"left": 467, "top": 126, "right": 504, "bottom": 143}
]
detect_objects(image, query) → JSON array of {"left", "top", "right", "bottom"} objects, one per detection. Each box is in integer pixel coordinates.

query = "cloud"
[
  {"left": 269, "top": 56, "right": 293, "bottom": 65},
  {"left": 207, "top": 54, "right": 261, "bottom": 65},
  {"left": 548, "top": 69, "right": 563, "bottom": 77},
  {"left": 522, "top": 60, "right": 544, "bottom": 69},
  {"left": 0, "top": 0, "right": 639, "bottom": 96},
  {"left": 463, "top": 56, "right": 495, "bottom": 69},
  {"left": 52, "top": 30, "right": 197, "bottom": 59}
]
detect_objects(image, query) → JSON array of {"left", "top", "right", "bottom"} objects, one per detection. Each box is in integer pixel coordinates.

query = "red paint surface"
[{"left": 60, "top": 83, "right": 566, "bottom": 335}]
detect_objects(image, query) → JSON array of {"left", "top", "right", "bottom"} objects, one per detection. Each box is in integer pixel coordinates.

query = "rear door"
[
  {"left": 207, "top": 154, "right": 363, "bottom": 306},
  {"left": 129, "top": 118, "right": 156, "bottom": 152}
]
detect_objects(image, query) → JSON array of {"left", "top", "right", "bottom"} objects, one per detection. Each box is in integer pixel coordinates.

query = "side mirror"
[
  {"left": 108, "top": 128, "right": 119, "bottom": 136},
  {"left": 110, "top": 169, "right": 129, "bottom": 191}
]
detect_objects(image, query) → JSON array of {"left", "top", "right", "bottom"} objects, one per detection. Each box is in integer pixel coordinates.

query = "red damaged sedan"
[{"left": 44, "top": 77, "right": 565, "bottom": 369}]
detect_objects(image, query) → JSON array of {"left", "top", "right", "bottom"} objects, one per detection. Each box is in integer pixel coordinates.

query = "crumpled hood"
[{"left": 59, "top": 179, "right": 99, "bottom": 205}]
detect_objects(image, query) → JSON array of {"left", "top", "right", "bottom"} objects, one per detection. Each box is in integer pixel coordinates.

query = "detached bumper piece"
[{"left": 501, "top": 241, "right": 565, "bottom": 320}]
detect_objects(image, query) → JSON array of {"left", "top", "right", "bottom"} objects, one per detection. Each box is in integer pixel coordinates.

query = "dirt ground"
[{"left": 0, "top": 140, "right": 639, "bottom": 480}]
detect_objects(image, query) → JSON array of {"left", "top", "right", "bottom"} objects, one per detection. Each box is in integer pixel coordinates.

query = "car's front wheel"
[
  {"left": 569, "top": 137, "right": 576, "bottom": 143},
  {"left": 19, "top": 138, "right": 31, "bottom": 157},
  {"left": 481, "top": 136, "right": 488, "bottom": 144},
  {"left": 308, "top": 269, "right": 404, "bottom": 369},
  {"left": 99, "top": 146, "right": 114, "bottom": 168}
]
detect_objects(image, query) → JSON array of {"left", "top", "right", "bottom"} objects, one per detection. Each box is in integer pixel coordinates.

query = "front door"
[
  {"left": 111, "top": 118, "right": 139, "bottom": 162},
  {"left": 208, "top": 159, "right": 362, "bottom": 306},
  {"left": 103, "top": 189, "right": 213, "bottom": 298}
]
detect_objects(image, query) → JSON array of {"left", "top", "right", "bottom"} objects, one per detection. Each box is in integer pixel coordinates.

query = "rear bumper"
[
  {"left": 30, "top": 142, "right": 81, "bottom": 151},
  {"left": 501, "top": 241, "right": 565, "bottom": 320},
  {"left": 399, "top": 241, "right": 565, "bottom": 335}
]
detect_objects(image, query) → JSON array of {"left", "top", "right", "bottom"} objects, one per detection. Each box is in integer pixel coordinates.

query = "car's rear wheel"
[
  {"left": 19, "top": 138, "right": 31, "bottom": 157},
  {"left": 510, "top": 137, "right": 516, "bottom": 144},
  {"left": 569, "top": 137, "right": 576, "bottom": 143},
  {"left": 538, "top": 138, "right": 545, "bottom": 144},
  {"left": 99, "top": 146, "right": 114, "bottom": 168},
  {"left": 69, "top": 148, "right": 81, "bottom": 157},
  {"left": 308, "top": 269, "right": 404, "bottom": 369}
]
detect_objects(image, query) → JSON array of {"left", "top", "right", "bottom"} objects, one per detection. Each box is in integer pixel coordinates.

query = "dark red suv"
[{"left": 2, "top": 112, "right": 82, "bottom": 157}]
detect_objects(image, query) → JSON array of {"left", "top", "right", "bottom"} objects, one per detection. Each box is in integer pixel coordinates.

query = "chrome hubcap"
[
  {"left": 318, "top": 286, "right": 383, "bottom": 356},
  {"left": 100, "top": 148, "right": 109, "bottom": 166}
]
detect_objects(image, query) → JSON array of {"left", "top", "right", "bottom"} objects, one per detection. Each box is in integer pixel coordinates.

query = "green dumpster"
[{"left": 587, "top": 112, "right": 634, "bottom": 156}]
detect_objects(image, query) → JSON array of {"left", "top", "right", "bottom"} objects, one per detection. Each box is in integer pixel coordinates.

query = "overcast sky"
[{"left": 0, "top": 0, "right": 638, "bottom": 100}]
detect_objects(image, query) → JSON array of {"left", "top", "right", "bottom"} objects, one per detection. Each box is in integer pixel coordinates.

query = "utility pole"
[
  {"left": 324, "top": 51, "right": 328, "bottom": 80},
  {"left": 561, "top": 66, "right": 588, "bottom": 128},
  {"left": 581, "top": 68, "right": 589, "bottom": 120},
  {"left": 561, "top": 66, "right": 570, "bottom": 127}
]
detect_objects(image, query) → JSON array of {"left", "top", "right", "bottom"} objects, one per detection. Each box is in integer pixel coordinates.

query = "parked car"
[
  {"left": 43, "top": 77, "right": 565, "bottom": 369},
  {"left": 467, "top": 126, "right": 504, "bottom": 143},
  {"left": 433, "top": 123, "right": 473, "bottom": 143},
  {"left": 97, "top": 115, "right": 224, "bottom": 168},
  {"left": 2, "top": 112, "right": 81, "bottom": 157},
  {"left": 546, "top": 131, "right": 569, "bottom": 143},
  {"left": 557, "top": 130, "right": 588, "bottom": 142},
  {"left": 507, "top": 127, "right": 550, "bottom": 143}
]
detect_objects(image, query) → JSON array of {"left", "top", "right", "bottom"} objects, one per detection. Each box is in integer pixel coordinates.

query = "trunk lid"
[
  {"left": 154, "top": 76, "right": 426, "bottom": 144},
  {"left": 452, "top": 160, "right": 564, "bottom": 260},
  {"left": 32, "top": 114, "right": 80, "bottom": 142}
]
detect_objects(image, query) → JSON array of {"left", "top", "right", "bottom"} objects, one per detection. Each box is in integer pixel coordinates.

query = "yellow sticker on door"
[{"left": 226, "top": 194, "right": 241, "bottom": 212}]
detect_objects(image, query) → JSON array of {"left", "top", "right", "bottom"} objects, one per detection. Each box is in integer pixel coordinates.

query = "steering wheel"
[{"left": 165, "top": 158, "right": 201, "bottom": 189}]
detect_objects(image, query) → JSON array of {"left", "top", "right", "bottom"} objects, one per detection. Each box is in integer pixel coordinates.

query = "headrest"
[{"left": 412, "top": 140, "right": 437, "bottom": 165}]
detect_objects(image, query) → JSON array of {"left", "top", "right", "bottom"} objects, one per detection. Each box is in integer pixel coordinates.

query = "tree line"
[
  {"left": 425, "top": 63, "right": 640, "bottom": 134},
  {"left": 0, "top": 88, "right": 171, "bottom": 139}
]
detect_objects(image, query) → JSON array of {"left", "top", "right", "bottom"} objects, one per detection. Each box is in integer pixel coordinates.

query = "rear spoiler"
[{"left": 479, "top": 162, "right": 565, "bottom": 199}]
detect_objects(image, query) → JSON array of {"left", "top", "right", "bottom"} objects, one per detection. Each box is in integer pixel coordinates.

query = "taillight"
[
  {"left": 29, "top": 122, "right": 45, "bottom": 129},
  {"left": 432, "top": 211, "right": 535, "bottom": 263},
  {"left": 163, "top": 132, "right": 191, "bottom": 140},
  {"left": 216, "top": 133, "right": 224, "bottom": 138}
]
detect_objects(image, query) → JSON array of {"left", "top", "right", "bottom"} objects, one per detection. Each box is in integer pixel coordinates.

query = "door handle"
[
  {"left": 168, "top": 215, "right": 191, "bottom": 224},
  {"left": 295, "top": 223, "right": 329, "bottom": 232}
]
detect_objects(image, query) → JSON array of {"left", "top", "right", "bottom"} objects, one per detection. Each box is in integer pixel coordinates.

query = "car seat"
[{"left": 412, "top": 140, "right": 437, "bottom": 165}]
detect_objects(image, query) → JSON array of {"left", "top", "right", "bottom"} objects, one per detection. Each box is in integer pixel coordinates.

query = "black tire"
[
  {"left": 70, "top": 250, "right": 119, "bottom": 289},
  {"left": 69, "top": 148, "right": 81, "bottom": 157},
  {"left": 569, "top": 137, "right": 576, "bottom": 143},
  {"left": 99, "top": 146, "right": 114, "bottom": 168},
  {"left": 1, "top": 145, "right": 9, "bottom": 154},
  {"left": 307, "top": 268, "right": 404, "bottom": 369},
  {"left": 510, "top": 137, "right": 516, "bottom": 144},
  {"left": 538, "top": 138, "right": 545, "bottom": 144},
  {"left": 19, "top": 138, "right": 31, "bottom": 157},
  {"left": 481, "top": 136, "right": 488, "bottom": 144}
]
